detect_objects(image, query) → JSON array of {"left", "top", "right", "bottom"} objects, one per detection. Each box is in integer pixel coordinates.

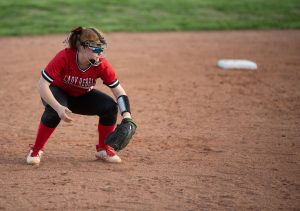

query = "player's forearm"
[
  {"left": 111, "top": 84, "right": 132, "bottom": 119},
  {"left": 37, "top": 77, "right": 61, "bottom": 112},
  {"left": 111, "top": 83, "right": 126, "bottom": 98}
]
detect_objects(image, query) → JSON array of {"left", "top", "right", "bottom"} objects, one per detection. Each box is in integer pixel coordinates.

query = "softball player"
[{"left": 26, "top": 26, "right": 133, "bottom": 164}]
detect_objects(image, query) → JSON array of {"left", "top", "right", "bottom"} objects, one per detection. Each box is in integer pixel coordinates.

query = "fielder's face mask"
[{"left": 80, "top": 40, "right": 107, "bottom": 54}]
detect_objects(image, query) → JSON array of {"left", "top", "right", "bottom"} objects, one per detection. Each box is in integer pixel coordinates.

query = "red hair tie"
[{"left": 72, "top": 26, "right": 83, "bottom": 34}]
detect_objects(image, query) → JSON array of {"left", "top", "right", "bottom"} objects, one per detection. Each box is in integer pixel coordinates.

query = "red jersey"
[{"left": 42, "top": 48, "right": 119, "bottom": 96}]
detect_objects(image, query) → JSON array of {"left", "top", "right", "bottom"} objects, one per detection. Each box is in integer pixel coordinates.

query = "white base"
[{"left": 217, "top": 59, "right": 257, "bottom": 70}]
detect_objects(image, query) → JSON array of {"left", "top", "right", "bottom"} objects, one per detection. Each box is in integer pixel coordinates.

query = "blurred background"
[
  {"left": 0, "top": 0, "right": 299, "bottom": 36},
  {"left": 0, "top": 1, "right": 299, "bottom": 210}
]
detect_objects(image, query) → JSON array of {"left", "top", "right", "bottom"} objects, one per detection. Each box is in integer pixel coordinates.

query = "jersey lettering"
[{"left": 63, "top": 75, "right": 95, "bottom": 89}]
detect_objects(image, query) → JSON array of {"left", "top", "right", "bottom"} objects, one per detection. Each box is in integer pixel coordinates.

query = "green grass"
[{"left": 0, "top": 0, "right": 299, "bottom": 36}]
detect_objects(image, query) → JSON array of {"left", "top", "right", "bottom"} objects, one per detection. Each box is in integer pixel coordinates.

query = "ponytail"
[{"left": 67, "top": 26, "right": 83, "bottom": 49}]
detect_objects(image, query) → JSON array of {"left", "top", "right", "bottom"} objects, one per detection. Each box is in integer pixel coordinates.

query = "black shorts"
[{"left": 41, "top": 86, "right": 118, "bottom": 128}]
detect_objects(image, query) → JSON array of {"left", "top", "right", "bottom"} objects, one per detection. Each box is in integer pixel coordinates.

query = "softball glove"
[{"left": 105, "top": 118, "right": 137, "bottom": 151}]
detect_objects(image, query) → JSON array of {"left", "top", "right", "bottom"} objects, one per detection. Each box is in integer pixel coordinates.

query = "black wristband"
[{"left": 117, "top": 95, "right": 131, "bottom": 115}]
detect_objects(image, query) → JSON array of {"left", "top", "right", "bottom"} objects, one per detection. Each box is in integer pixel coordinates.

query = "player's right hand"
[{"left": 57, "top": 105, "right": 74, "bottom": 122}]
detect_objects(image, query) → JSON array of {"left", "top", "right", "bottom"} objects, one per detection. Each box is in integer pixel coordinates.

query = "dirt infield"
[{"left": 0, "top": 30, "right": 299, "bottom": 210}]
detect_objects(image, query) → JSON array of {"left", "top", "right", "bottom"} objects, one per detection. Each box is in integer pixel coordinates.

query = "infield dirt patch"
[{"left": 0, "top": 30, "right": 299, "bottom": 210}]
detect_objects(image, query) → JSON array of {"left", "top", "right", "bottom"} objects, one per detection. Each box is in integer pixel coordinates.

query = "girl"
[{"left": 27, "top": 26, "right": 134, "bottom": 164}]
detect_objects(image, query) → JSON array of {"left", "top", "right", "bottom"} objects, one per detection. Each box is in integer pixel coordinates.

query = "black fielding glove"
[{"left": 105, "top": 118, "right": 137, "bottom": 151}]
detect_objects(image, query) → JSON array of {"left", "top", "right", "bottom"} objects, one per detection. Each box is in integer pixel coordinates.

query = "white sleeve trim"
[
  {"left": 42, "top": 69, "right": 54, "bottom": 83},
  {"left": 107, "top": 79, "right": 119, "bottom": 88}
]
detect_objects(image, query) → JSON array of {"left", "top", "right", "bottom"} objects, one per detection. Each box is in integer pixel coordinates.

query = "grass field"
[{"left": 0, "top": 0, "right": 299, "bottom": 36}]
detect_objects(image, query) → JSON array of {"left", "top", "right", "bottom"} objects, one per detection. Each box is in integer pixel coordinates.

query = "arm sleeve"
[
  {"left": 99, "top": 59, "right": 120, "bottom": 88},
  {"left": 42, "top": 50, "right": 66, "bottom": 83}
]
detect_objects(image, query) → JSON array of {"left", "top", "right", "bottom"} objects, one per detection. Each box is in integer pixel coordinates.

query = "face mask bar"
[
  {"left": 78, "top": 28, "right": 107, "bottom": 66},
  {"left": 80, "top": 41, "right": 106, "bottom": 66},
  {"left": 80, "top": 41, "right": 106, "bottom": 54}
]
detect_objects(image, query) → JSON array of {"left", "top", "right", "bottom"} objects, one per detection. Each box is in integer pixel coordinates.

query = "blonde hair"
[{"left": 67, "top": 26, "right": 106, "bottom": 49}]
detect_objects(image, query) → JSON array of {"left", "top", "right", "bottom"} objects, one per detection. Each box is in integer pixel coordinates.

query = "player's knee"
[
  {"left": 102, "top": 100, "right": 118, "bottom": 116},
  {"left": 109, "top": 101, "right": 118, "bottom": 116},
  {"left": 99, "top": 101, "right": 118, "bottom": 125},
  {"left": 41, "top": 108, "right": 60, "bottom": 128}
]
